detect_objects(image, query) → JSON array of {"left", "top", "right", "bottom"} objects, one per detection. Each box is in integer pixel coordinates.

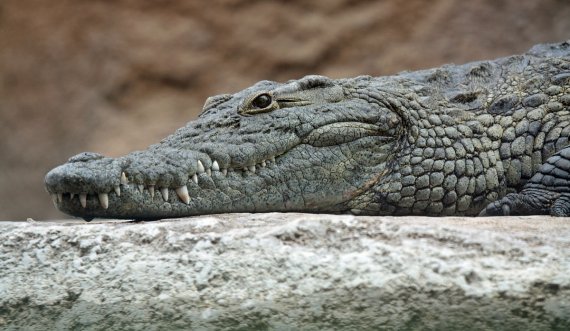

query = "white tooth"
[
  {"left": 70, "top": 193, "right": 76, "bottom": 199},
  {"left": 207, "top": 168, "right": 212, "bottom": 176},
  {"left": 121, "top": 172, "right": 128, "bottom": 185},
  {"left": 271, "top": 156, "right": 276, "bottom": 163},
  {"left": 114, "top": 185, "right": 121, "bottom": 197},
  {"left": 79, "top": 194, "right": 87, "bottom": 208},
  {"left": 249, "top": 165, "right": 256, "bottom": 173},
  {"left": 57, "top": 193, "right": 63, "bottom": 203},
  {"left": 51, "top": 194, "right": 58, "bottom": 206},
  {"left": 192, "top": 173, "right": 198, "bottom": 184},
  {"left": 212, "top": 161, "right": 220, "bottom": 171},
  {"left": 222, "top": 168, "right": 228, "bottom": 176},
  {"left": 138, "top": 185, "right": 144, "bottom": 193},
  {"left": 175, "top": 185, "right": 190, "bottom": 204},
  {"left": 197, "top": 160, "right": 205, "bottom": 173},
  {"left": 149, "top": 185, "right": 155, "bottom": 198},
  {"left": 160, "top": 188, "right": 169, "bottom": 201},
  {"left": 98, "top": 193, "right": 109, "bottom": 209},
  {"left": 261, "top": 160, "right": 266, "bottom": 167}
]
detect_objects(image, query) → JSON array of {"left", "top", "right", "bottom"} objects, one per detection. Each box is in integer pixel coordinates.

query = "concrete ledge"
[{"left": 1, "top": 213, "right": 569, "bottom": 330}]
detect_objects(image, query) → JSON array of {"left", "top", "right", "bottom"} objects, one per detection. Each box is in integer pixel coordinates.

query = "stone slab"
[{"left": 1, "top": 213, "right": 569, "bottom": 330}]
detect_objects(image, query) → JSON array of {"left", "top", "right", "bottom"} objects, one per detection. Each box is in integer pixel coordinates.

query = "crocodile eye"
[{"left": 251, "top": 93, "right": 272, "bottom": 109}]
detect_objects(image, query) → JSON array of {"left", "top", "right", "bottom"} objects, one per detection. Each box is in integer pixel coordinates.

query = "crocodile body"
[{"left": 45, "top": 41, "right": 570, "bottom": 220}]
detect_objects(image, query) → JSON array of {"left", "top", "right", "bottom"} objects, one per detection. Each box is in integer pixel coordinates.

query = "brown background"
[{"left": 1, "top": 0, "right": 569, "bottom": 220}]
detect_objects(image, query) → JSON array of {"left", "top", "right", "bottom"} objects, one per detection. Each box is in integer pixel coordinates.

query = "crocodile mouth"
[
  {"left": 45, "top": 149, "right": 290, "bottom": 220},
  {"left": 49, "top": 155, "right": 281, "bottom": 207},
  {"left": 46, "top": 127, "right": 391, "bottom": 221}
]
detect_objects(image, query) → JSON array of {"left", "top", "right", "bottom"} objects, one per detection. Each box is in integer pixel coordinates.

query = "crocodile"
[{"left": 45, "top": 41, "right": 570, "bottom": 221}]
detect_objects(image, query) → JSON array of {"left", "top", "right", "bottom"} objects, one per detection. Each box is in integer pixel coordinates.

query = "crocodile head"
[{"left": 45, "top": 75, "right": 405, "bottom": 220}]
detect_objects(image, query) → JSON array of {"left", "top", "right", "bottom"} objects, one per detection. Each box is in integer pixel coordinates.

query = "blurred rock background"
[{"left": 0, "top": 0, "right": 569, "bottom": 220}]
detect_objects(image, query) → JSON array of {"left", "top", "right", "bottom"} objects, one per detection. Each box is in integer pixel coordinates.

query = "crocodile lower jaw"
[{"left": 48, "top": 154, "right": 284, "bottom": 211}]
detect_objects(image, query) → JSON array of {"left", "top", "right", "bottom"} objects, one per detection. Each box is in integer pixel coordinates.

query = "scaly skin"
[{"left": 45, "top": 41, "right": 570, "bottom": 220}]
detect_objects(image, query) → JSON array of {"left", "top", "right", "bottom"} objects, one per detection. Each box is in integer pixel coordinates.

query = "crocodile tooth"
[
  {"left": 98, "top": 193, "right": 109, "bottom": 209},
  {"left": 261, "top": 160, "right": 266, "bottom": 167},
  {"left": 114, "top": 185, "right": 121, "bottom": 197},
  {"left": 70, "top": 193, "right": 76, "bottom": 199},
  {"left": 197, "top": 160, "right": 205, "bottom": 173},
  {"left": 121, "top": 172, "right": 128, "bottom": 185},
  {"left": 79, "top": 194, "right": 87, "bottom": 208},
  {"left": 192, "top": 173, "right": 198, "bottom": 184},
  {"left": 160, "top": 188, "right": 169, "bottom": 201},
  {"left": 149, "top": 185, "right": 155, "bottom": 198},
  {"left": 249, "top": 165, "right": 256, "bottom": 173},
  {"left": 57, "top": 193, "right": 63, "bottom": 203},
  {"left": 271, "top": 156, "right": 276, "bottom": 163},
  {"left": 138, "top": 185, "right": 144, "bottom": 193},
  {"left": 212, "top": 161, "right": 220, "bottom": 171},
  {"left": 175, "top": 185, "right": 190, "bottom": 204},
  {"left": 206, "top": 168, "right": 212, "bottom": 176},
  {"left": 222, "top": 168, "right": 228, "bottom": 176}
]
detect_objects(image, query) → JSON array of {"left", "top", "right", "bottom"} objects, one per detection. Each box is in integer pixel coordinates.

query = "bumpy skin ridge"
[{"left": 45, "top": 41, "right": 570, "bottom": 220}]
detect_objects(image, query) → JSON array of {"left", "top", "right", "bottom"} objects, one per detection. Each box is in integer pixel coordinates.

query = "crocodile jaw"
[
  {"left": 44, "top": 150, "right": 305, "bottom": 220},
  {"left": 45, "top": 137, "right": 394, "bottom": 220}
]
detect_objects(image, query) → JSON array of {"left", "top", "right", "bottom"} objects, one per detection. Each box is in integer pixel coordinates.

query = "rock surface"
[
  {"left": 2, "top": 0, "right": 570, "bottom": 219},
  {"left": 1, "top": 213, "right": 569, "bottom": 330}
]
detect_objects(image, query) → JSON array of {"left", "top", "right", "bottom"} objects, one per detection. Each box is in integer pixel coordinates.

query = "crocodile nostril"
[
  {"left": 45, "top": 157, "right": 122, "bottom": 195},
  {"left": 68, "top": 152, "right": 105, "bottom": 163}
]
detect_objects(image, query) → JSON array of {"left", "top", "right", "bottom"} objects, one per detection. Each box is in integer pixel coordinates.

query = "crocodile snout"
[{"left": 45, "top": 154, "right": 123, "bottom": 210}]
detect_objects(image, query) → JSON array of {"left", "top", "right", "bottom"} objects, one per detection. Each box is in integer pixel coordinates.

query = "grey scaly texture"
[{"left": 45, "top": 41, "right": 570, "bottom": 221}]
